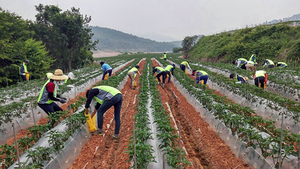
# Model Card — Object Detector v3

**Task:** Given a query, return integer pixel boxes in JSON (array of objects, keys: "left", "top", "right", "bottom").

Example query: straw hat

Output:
[{"left": 49, "top": 69, "right": 68, "bottom": 80}]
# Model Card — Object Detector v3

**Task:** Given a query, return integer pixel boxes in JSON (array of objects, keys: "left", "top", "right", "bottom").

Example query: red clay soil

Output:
[
  {"left": 70, "top": 60, "right": 146, "bottom": 169},
  {"left": 152, "top": 60, "right": 249, "bottom": 169},
  {"left": 2, "top": 61, "right": 133, "bottom": 157}
]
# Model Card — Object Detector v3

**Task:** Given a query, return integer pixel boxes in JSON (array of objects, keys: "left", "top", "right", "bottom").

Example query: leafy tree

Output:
[
  {"left": 172, "top": 47, "right": 181, "bottom": 53},
  {"left": 31, "top": 4, "right": 98, "bottom": 72},
  {"left": 181, "top": 35, "right": 198, "bottom": 59}
]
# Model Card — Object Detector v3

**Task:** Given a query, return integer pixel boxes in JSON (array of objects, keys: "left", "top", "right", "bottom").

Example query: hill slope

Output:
[
  {"left": 91, "top": 26, "right": 179, "bottom": 52},
  {"left": 189, "top": 21, "right": 300, "bottom": 64}
]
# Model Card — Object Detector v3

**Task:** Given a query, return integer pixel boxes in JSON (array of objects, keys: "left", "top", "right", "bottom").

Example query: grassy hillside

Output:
[
  {"left": 91, "top": 26, "right": 177, "bottom": 52},
  {"left": 189, "top": 21, "right": 300, "bottom": 65}
]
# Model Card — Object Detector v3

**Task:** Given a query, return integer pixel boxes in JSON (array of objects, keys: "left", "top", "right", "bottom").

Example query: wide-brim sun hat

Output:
[{"left": 49, "top": 69, "right": 68, "bottom": 80}]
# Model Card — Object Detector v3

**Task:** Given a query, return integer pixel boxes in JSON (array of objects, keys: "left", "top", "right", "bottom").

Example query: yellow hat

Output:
[{"left": 49, "top": 69, "right": 68, "bottom": 80}]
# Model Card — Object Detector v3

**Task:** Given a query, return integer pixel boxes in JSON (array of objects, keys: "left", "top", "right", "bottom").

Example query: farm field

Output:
[{"left": 1, "top": 53, "right": 299, "bottom": 169}]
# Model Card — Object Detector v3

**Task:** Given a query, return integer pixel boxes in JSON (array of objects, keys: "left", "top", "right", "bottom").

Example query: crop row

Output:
[
  {"left": 6, "top": 57, "right": 142, "bottom": 168},
  {"left": 159, "top": 58, "right": 300, "bottom": 168}
]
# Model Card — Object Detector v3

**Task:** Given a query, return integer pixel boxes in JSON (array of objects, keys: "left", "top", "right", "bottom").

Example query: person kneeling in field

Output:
[
  {"left": 37, "top": 69, "right": 68, "bottom": 127},
  {"left": 229, "top": 73, "right": 248, "bottom": 83},
  {"left": 127, "top": 65, "right": 141, "bottom": 90},
  {"left": 85, "top": 85, "right": 123, "bottom": 141},
  {"left": 192, "top": 70, "right": 209, "bottom": 90},
  {"left": 253, "top": 70, "right": 268, "bottom": 89}
]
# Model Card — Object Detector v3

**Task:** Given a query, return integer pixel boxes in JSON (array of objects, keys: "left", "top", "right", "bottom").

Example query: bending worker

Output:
[
  {"left": 85, "top": 85, "right": 123, "bottom": 141},
  {"left": 153, "top": 66, "right": 166, "bottom": 87},
  {"left": 263, "top": 59, "right": 275, "bottom": 68},
  {"left": 37, "top": 69, "right": 68, "bottom": 126},
  {"left": 229, "top": 73, "right": 248, "bottom": 83},
  {"left": 20, "top": 60, "right": 29, "bottom": 81},
  {"left": 233, "top": 58, "right": 248, "bottom": 68},
  {"left": 179, "top": 61, "right": 191, "bottom": 73},
  {"left": 192, "top": 70, "right": 209, "bottom": 90},
  {"left": 164, "top": 64, "right": 175, "bottom": 83},
  {"left": 275, "top": 62, "right": 287, "bottom": 68},
  {"left": 100, "top": 61, "right": 113, "bottom": 80},
  {"left": 127, "top": 65, "right": 141, "bottom": 90},
  {"left": 253, "top": 70, "right": 267, "bottom": 89}
]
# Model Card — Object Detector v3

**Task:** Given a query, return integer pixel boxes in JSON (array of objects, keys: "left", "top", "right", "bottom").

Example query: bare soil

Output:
[
  {"left": 70, "top": 60, "right": 146, "bottom": 169},
  {"left": 152, "top": 60, "right": 249, "bottom": 169}
]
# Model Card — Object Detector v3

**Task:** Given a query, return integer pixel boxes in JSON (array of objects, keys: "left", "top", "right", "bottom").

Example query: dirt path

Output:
[
  {"left": 70, "top": 60, "right": 145, "bottom": 169},
  {"left": 152, "top": 60, "right": 249, "bottom": 169}
]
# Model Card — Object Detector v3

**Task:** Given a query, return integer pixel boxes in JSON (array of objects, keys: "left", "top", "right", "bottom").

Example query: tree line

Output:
[{"left": 0, "top": 4, "right": 98, "bottom": 87}]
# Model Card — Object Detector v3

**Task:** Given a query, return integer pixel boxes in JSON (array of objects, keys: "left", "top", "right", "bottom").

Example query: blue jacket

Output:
[{"left": 102, "top": 63, "right": 112, "bottom": 72}]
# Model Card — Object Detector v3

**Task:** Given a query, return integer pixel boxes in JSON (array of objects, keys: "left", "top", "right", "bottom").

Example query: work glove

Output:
[{"left": 59, "top": 99, "right": 66, "bottom": 104}]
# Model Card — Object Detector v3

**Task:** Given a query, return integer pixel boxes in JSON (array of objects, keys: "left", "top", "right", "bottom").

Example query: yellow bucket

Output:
[
  {"left": 200, "top": 80, "right": 204, "bottom": 84},
  {"left": 185, "top": 70, "right": 188, "bottom": 74},
  {"left": 26, "top": 73, "right": 30, "bottom": 81},
  {"left": 85, "top": 113, "right": 97, "bottom": 132},
  {"left": 104, "top": 74, "right": 108, "bottom": 80},
  {"left": 134, "top": 81, "right": 137, "bottom": 87},
  {"left": 167, "top": 74, "right": 169, "bottom": 78}
]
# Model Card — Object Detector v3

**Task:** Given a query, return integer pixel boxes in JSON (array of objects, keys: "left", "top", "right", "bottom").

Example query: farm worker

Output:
[
  {"left": 244, "top": 61, "right": 256, "bottom": 72},
  {"left": 164, "top": 64, "right": 175, "bottom": 83},
  {"left": 192, "top": 70, "right": 209, "bottom": 90},
  {"left": 229, "top": 73, "right": 248, "bottom": 83},
  {"left": 64, "top": 72, "right": 75, "bottom": 84},
  {"left": 20, "top": 60, "right": 29, "bottom": 81},
  {"left": 263, "top": 59, "right": 275, "bottom": 68},
  {"left": 127, "top": 65, "right": 141, "bottom": 90},
  {"left": 153, "top": 66, "right": 166, "bottom": 87},
  {"left": 179, "top": 61, "right": 191, "bottom": 73},
  {"left": 100, "top": 61, "right": 112, "bottom": 80},
  {"left": 249, "top": 51, "right": 259, "bottom": 65},
  {"left": 232, "top": 58, "right": 248, "bottom": 68},
  {"left": 275, "top": 62, "right": 287, "bottom": 68},
  {"left": 253, "top": 70, "right": 267, "bottom": 89},
  {"left": 85, "top": 86, "right": 123, "bottom": 141},
  {"left": 37, "top": 69, "right": 68, "bottom": 126},
  {"left": 163, "top": 52, "right": 167, "bottom": 60},
  {"left": 44, "top": 72, "right": 53, "bottom": 81}
]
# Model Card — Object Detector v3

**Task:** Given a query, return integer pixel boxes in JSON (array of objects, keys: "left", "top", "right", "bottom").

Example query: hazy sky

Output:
[{"left": 1, "top": 0, "right": 300, "bottom": 42}]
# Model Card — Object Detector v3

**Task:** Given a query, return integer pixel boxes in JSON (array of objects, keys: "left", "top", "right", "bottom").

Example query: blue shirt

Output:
[{"left": 102, "top": 63, "right": 112, "bottom": 72}]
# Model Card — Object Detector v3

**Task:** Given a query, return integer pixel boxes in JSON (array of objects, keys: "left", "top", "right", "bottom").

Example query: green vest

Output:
[
  {"left": 164, "top": 54, "right": 167, "bottom": 58},
  {"left": 234, "top": 75, "right": 239, "bottom": 82},
  {"left": 247, "top": 61, "right": 255, "bottom": 65},
  {"left": 266, "top": 59, "right": 274, "bottom": 65},
  {"left": 277, "top": 62, "right": 287, "bottom": 67},
  {"left": 92, "top": 86, "right": 121, "bottom": 104},
  {"left": 238, "top": 58, "right": 248, "bottom": 62},
  {"left": 255, "top": 70, "right": 266, "bottom": 78},
  {"left": 129, "top": 67, "right": 138, "bottom": 78},
  {"left": 164, "top": 65, "right": 173, "bottom": 71},
  {"left": 155, "top": 67, "right": 165, "bottom": 73},
  {"left": 196, "top": 70, "right": 208, "bottom": 76},
  {"left": 20, "top": 62, "right": 28, "bottom": 75},
  {"left": 249, "top": 54, "right": 256, "bottom": 63},
  {"left": 37, "top": 80, "right": 57, "bottom": 104},
  {"left": 181, "top": 61, "right": 188, "bottom": 66}
]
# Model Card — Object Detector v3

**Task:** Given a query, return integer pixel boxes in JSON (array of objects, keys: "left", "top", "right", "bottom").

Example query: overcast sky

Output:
[{"left": 1, "top": 0, "right": 300, "bottom": 42}]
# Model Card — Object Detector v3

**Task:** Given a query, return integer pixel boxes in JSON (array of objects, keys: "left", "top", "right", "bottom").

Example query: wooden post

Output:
[
  {"left": 31, "top": 101, "right": 36, "bottom": 125},
  {"left": 179, "top": 122, "right": 182, "bottom": 169},
  {"left": 133, "top": 123, "right": 137, "bottom": 169},
  {"left": 12, "top": 123, "right": 21, "bottom": 169}
]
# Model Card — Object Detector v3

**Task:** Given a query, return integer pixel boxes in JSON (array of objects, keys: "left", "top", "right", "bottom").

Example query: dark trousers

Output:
[
  {"left": 255, "top": 77, "right": 265, "bottom": 89},
  {"left": 165, "top": 71, "right": 171, "bottom": 82},
  {"left": 38, "top": 102, "right": 63, "bottom": 115},
  {"left": 97, "top": 93, "right": 123, "bottom": 135},
  {"left": 21, "top": 75, "right": 26, "bottom": 81},
  {"left": 180, "top": 64, "right": 186, "bottom": 72},
  {"left": 102, "top": 69, "right": 112, "bottom": 80},
  {"left": 156, "top": 72, "right": 166, "bottom": 84}
]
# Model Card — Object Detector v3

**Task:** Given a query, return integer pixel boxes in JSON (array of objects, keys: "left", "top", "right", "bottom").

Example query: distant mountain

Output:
[
  {"left": 265, "top": 14, "right": 300, "bottom": 25},
  {"left": 91, "top": 26, "right": 177, "bottom": 52},
  {"left": 137, "top": 32, "right": 179, "bottom": 42}
]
